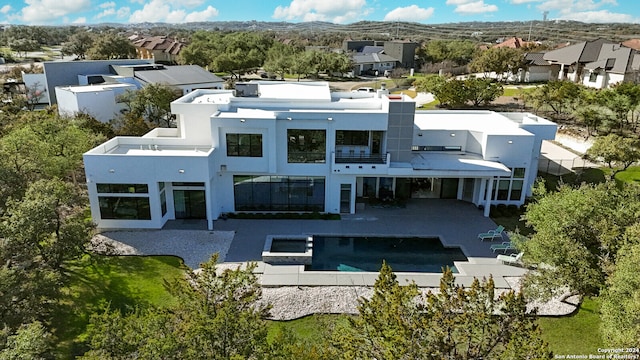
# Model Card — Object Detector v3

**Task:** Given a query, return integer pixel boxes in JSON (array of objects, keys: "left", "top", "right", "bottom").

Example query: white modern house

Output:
[{"left": 84, "top": 81, "right": 557, "bottom": 230}]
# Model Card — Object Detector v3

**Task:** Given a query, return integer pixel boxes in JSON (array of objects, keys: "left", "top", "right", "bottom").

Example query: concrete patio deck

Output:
[{"left": 214, "top": 199, "right": 527, "bottom": 288}]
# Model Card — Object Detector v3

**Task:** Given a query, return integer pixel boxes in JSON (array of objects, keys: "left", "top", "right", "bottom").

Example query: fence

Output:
[{"left": 538, "top": 158, "right": 597, "bottom": 176}]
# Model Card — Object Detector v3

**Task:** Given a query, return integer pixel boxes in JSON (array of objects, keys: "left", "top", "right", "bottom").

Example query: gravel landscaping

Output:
[{"left": 90, "top": 230, "right": 235, "bottom": 269}]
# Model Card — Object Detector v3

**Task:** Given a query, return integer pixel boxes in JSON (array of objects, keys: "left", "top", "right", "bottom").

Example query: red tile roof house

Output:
[{"left": 133, "top": 36, "right": 186, "bottom": 64}]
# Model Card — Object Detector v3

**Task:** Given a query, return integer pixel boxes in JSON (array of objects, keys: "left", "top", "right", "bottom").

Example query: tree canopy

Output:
[
  {"left": 585, "top": 134, "right": 640, "bottom": 179},
  {"left": 87, "top": 33, "right": 136, "bottom": 60},
  {"left": 333, "top": 262, "right": 551, "bottom": 359},
  {"left": 518, "top": 182, "right": 640, "bottom": 300},
  {"left": 468, "top": 47, "right": 524, "bottom": 81}
]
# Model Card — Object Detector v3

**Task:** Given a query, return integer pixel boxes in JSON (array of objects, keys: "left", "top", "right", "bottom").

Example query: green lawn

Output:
[
  {"left": 614, "top": 166, "right": 640, "bottom": 183},
  {"left": 502, "top": 87, "right": 536, "bottom": 97},
  {"left": 539, "top": 297, "right": 604, "bottom": 355},
  {"left": 54, "top": 255, "right": 187, "bottom": 358}
]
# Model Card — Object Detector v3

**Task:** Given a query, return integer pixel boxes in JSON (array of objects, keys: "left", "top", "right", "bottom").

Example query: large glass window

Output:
[
  {"left": 234, "top": 175, "right": 325, "bottom": 211},
  {"left": 510, "top": 180, "right": 523, "bottom": 201},
  {"left": 99, "top": 197, "right": 151, "bottom": 220},
  {"left": 287, "top": 129, "right": 326, "bottom": 163},
  {"left": 226, "top": 133, "right": 262, "bottom": 157},
  {"left": 336, "top": 131, "right": 368, "bottom": 146},
  {"left": 97, "top": 183, "right": 148, "bottom": 193}
]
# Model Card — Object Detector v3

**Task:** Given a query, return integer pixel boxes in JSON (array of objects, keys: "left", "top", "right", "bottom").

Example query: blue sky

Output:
[{"left": 1, "top": 0, "right": 638, "bottom": 26}]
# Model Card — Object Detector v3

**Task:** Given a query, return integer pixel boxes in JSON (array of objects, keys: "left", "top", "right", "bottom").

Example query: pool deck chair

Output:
[
  {"left": 490, "top": 241, "right": 516, "bottom": 253},
  {"left": 478, "top": 225, "right": 505, "bottom": 241},
  {"left": 497, "top": 252, "right": 524, "bottom": 266}
]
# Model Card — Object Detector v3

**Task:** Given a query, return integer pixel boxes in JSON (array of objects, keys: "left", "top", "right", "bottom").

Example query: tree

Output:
[
  {"left": 419, "top": 39, "right": 477, "bottom": 66},
  {"left": 464, "top": 77, "right": 503, "bottom": 106},
  {"left": 469, "top": 47, "right": 524, "bottom": 81},
  {"left": 0, "top": 321, "right": 53, "bottom": 360},
  {"left": 122, "top": 84, "right": 182, "bottom": 127},
  {"left": 8, "top": 38, "right": 39, "bottom": 58},
  {"left": 519, "top": 182, "right": 640, "bottom": 300},
  {"left": 575, "top": 106, "right": 607, "bottom": 137},
  {"left": 333, "top": 262, "right": 551, "bottom": 359},
  {"left": 527, "top": 81, "right": 583, "bottom": 116},
  {"left": 263, "top": 42, "right": 299, "bottom": 79},
  {"left": 81, "top": 254, "right": 272, "bottom": 359},
  {"left": 61, "top": 32, "right": 94, "bottom": 60},
  {"left": 600, "top": 243, "right": 640, "bottom": 347},
  {"left": 87, "top": 33, "right": 135, "bottom": 60},
  {"left": 585, "top": 134, "right": 640, "bottom": 180},
  {"left": 0, "top": 179, "right": 92, "bottom": 331},
  {"left": 180, "top": 32, "right": 273, "bottom": 78}
]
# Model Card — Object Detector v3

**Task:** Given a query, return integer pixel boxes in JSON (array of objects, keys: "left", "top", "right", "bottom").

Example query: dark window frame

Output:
[{"left": 226, "top": 133, "right": 263, "bottom": 157}]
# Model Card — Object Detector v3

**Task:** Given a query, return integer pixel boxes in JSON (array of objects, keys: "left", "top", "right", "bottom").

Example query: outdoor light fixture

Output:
[
  {"left": 508, "top": 140, "right": 513, "bottom": 144},
  {"left": 327, "top": 117, "right": 333, "bottom": 121},
  {"left": 418, "top": 133, "right": 423, "bottom": 136},
  {"left": 240, "top": 119, "right": 246, "bottom": 123},
  {"left": 178, "top": 169, "right": 185, "bottom": 173},
  {"left": 109, "top": 169, "right": 115, "bottom": 173},
  {"left": 287, "top": 117, "right": 292, "bottom": 121},
  {"left": 450, "top": 133, "right": 456, "bottom": 137}
]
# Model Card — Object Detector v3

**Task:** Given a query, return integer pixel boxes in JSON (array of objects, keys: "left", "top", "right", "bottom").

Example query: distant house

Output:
[
  {"left": 582, "top": 44, "right": 640, "bottom": 89},
  {"left": 53, "top": 61, "right": 224, "bottom": 122},
  {"left": 493, "top": 37, "right": 533, "bottom": 49},
  {"left": 622, "top": 39, "right": 640, "bottom": 51},
  {"left": 543, "top": 38, "right": 640, "bottom": 89},
  {"left": 343, "top": 39, "right": 419, "bottom": 76},
  {"left": 518, "top": 52, "right": 559, "bottom": 83},
  {"left": 132, "top": 36, "right": 186, "bottom": 64}
]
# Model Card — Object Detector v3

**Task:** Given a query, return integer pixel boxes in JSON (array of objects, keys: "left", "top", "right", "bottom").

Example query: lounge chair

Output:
[
  {"left": 478, "top": 225, "right": 505, "bottom": 241},
  {"left": 497, "top": 252, "right": 524, "bottom": 265},
  {"left": 490, "top": 241, "right": 516, "bottom": 253}
]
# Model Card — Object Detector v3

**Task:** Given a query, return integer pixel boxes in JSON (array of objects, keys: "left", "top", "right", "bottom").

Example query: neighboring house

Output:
[
  {"left": 43, "top": 59, "right": 153, "bottom": 105},
  {"left": 54, "top": 62, "right": 224, "bottom": 122},
  {"left": 582, "top": 44, "right": 640, "bottom": 89},
  {"left": 83, "top": 81, "right": 556, "bottom": 230},
  {"left": 128, "top": 64, "right": 224, "bottom": 94},
  {"left": 344, "top": 39, "right": 419, "bottom": 74},
  {"left": 543, "top": 38, "right": 615, "bottom": 84},
  {"left": 351, "top": 53, "right": 398, "bottom": 76},
  {"left": 516, "top": 52, "right": 560, "bottom": 83},
  {"left": 132, "top": 36, "right": 185, "bottom": 64},
  {"left": 55, "top": 83, "right": 137, "bottom": 122}
]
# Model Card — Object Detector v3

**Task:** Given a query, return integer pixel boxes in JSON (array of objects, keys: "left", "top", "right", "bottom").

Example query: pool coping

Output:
[{"left": 255, "top": 233, "right": 528, "bottom": 288}]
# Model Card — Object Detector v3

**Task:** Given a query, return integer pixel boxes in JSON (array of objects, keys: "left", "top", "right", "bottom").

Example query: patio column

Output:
[
  {"left": 559, "top": 64, "right": 565, "bottom": 80},
  {"left": 456, "top": 178, "right": 464, "bottom": 200},
  {"left": 484, "top": 177, "right": 493, "bottom": 217}
]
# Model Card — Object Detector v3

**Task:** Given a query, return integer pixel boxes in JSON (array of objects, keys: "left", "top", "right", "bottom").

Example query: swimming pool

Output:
[{"left": 308, "top": 236, "right": 467, "bottom": 273}]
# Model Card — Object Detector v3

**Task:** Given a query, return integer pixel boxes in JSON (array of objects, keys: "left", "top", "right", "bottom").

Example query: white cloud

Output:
[
  {"left": 99, "top": 1, "right": 115, "bottom": 8},
  {"left": 95, "top": 8, "right": 115, "bottom": 19},
  {"left": 557, "top": 9, "right": 638, "bottom": 23},
  {"left": 72, "top": 16, "right": 86, "bottom": 23},
  {"left": 538, "top": 0, "right": 616, "bottom": 13},
  {"left": 273, "top": 0, "right": 367, "bottom": 23},
  {"left": 383, "top": 5, "right": 434, "bottom": 22},
  {"left": 19, "top": 0, "right": 91, "bottom": 23},
  {"left": 509, "top": 0, "right": 542, "bottom": 4},
  {"left": 117, "top": 7, "right": 130, "bottom": 18},
  {"left": 452, "top": 1, "right": 498, "bottom": 14},
  {"left": 184, "top": 6, "right": 219, "bottom": 22},
  {"left": 128, "top": 0, "right": 218, "bottom": 23},
  {"left": 0, "top": 5, "right": 11, "bottom": 14}
]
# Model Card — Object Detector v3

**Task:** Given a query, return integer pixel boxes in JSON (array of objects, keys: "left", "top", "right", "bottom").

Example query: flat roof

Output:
[
  {"left": 57, "top": 83, "right": 136, "bottom": 93},
  {"left": 414, "top": 111, "right": 532, "bottom": 136}
]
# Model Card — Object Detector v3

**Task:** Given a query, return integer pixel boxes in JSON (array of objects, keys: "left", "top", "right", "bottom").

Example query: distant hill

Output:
[{"left": 95, "top": 20, "right": 640, "bottom": 44}]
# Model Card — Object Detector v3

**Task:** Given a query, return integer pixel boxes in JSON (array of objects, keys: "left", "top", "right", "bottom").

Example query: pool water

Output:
[{"left": 308, "top": 236, "right": 467, "bottom": 273}]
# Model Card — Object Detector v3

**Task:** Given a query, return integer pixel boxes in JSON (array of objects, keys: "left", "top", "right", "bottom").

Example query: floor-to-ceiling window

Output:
[
  {"left": 172, "top": 182, "right": 206, "bottom": 219},
  {"left": 234, "top": 175, "right": 325, "bottom": 211}
]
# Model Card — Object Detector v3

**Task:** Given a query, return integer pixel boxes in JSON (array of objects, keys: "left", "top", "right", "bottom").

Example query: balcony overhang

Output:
[{"left": 410, "top": 152, "right": 511, "bottom": 177}]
